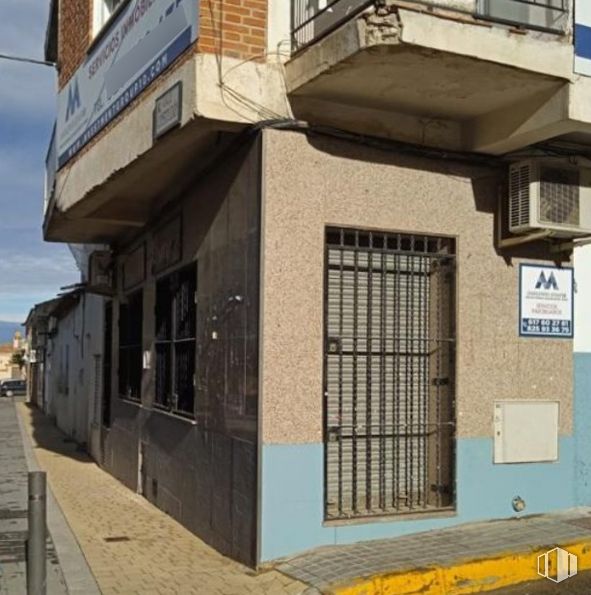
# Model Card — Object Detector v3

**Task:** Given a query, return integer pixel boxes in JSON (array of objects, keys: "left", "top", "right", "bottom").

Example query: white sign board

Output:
[
  {"left": 519, "top": 264, "right": 573, "bottom": 338},
  {"left": 57, "top": 0, "right": 198, "bottom": 169}
]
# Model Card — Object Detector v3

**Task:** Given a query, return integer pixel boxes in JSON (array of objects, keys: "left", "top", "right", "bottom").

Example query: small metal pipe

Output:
[
  {"left": 550, "top": 235, "right": 591, "bottom": 253},
  {"left": 27, "top": 471, "right": 47, "bottom": 595}
]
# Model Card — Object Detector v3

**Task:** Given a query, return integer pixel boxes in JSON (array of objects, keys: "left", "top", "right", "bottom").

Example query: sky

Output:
[{"left": 0, "top": 0, "right": 79, "bottom": 323}]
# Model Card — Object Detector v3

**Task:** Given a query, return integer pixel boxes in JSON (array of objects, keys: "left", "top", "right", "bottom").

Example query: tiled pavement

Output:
[
  {"left": 16, "top": 402, "right": 306, "bottom": 595},
  {"left": 0, "top": 397, "right": 67, "bottom": 595},
  {"left": 12, "top": 396, "right": 591, "bottom": 595},
  {"left": 277, "top": 510, "right": 591, "bottom": 592}
]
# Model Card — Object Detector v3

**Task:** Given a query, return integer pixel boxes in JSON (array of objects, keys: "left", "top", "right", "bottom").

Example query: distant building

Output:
[
  {"left": 0, "top": 332, "right": 27, "bottom": 381},
  {"left": 25, "top": 254, "right": 104, "bottom": 456},
  {"left": 0, "top": 343, "right": 16, "bottom": 380},
  {"left": 25, "top": 299, "right": 59, "bottom": 409}
]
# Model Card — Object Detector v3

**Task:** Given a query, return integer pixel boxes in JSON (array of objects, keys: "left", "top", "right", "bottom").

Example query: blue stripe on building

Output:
[
  {"left": 576, "top": 24, "right": 591, "bottom": 60},
  {"left": 259, "top": 354, "right": 591, "bottom": 562},
  {"left": 260, "top": 437, "right": 576, "bottom": 562},
  {"left": 575, "top": 352, "right": 591, "bottom": 505}
]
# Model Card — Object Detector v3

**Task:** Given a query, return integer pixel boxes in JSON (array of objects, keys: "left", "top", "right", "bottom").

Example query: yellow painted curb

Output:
[{"left": 330, "top": 539, "right": 591, "bottom": 595}]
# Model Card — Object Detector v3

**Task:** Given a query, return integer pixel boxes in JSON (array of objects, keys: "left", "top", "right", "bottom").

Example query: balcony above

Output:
[
  {"left": 43, "top": 0, "right": 288, "bottom": 244},
  {"left": 286, "top": 0, "right": 575, "bottom": 154},
  {"left": 44, "top": 52, "right": 288, "bottom": 244}
]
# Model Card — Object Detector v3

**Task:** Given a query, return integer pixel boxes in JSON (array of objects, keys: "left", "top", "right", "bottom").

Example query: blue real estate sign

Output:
[
  {"left": 519, "top": 264, "right": 574, "bottom": 338},
  {"left": 56, "top": 0, "right": 198, "bottom": 169}
]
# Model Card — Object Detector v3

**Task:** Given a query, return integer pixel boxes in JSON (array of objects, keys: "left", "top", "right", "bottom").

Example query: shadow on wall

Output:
[{"left": 304, "top": 131, "right": 570, "bottom": 265}]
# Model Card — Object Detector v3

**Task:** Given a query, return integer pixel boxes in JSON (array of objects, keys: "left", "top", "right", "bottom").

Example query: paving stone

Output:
[
  {"left": 278, "top": 509, "right": 591, "bottom": 591},
  {"left": 0, "top": 398, "right": 67, "bottom": 595},
  {"left": 15, "top": 402, "right": 307, "bottom": 595}
]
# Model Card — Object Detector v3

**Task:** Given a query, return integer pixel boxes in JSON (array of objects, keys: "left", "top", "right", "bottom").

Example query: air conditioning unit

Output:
[{"left": 508, "top": 160, "right": 591, "bottom": 237}]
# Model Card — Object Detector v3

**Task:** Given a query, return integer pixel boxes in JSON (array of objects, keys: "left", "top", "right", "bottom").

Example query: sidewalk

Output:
[
  {"left": 15, "top": 402, "right": 305, "bottom": 595},
  {"left": 13, "top": 398, "right": 591, "bottom": 595},
  {"left": 0, "top": 398, "right": 67, "bottom": 594},
  {"left": 278, "top": 510, "right": 591, "bottom": 594}
]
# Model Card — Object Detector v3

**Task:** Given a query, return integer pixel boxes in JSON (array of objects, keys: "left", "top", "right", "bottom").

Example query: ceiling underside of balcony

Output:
[
  {"left": 45, "top": 120, "right": 238, "bottom": 244},
  {"left": 289, "top": 45, "right": 564, "bottom": 122},
  {"left": 286, "top": 5, "right": 573, "bottom": 153}
]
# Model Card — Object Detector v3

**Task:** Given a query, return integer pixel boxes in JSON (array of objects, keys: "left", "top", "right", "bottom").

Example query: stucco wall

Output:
[
  {"left": 260, "top": 128, "right": 573, "bottom": 445},
  {"left": 257, "top": 127, "right": 577, "bottom": 562}
]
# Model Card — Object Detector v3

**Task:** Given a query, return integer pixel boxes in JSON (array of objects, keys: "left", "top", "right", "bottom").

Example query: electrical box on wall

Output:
[{"left": 494, "top": 401, "right": 559, "bottom": 464}]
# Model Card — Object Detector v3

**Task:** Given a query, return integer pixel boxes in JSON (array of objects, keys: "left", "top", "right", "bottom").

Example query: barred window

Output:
[
  {"left": 324, "top": 228, "right": 456, "bottom": 520},
  {"left": 155, "top": 263, "right": 197, "bottom": 417},
  {"left": 118, "top": 290, "right": 143, "bottom": 402}
]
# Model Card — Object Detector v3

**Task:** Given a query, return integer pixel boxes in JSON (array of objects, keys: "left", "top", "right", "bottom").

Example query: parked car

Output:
[{"left": 0, "top": 379, "right": 26, "bottom": 397}]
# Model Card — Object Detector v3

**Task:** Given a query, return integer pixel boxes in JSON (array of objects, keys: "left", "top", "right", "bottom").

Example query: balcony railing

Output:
[
  {"left": 292, "top": 0, "right": 570, "bottom": 51},
  {"left": 292, "top": 0, "right": 372, "bottom": 50}
]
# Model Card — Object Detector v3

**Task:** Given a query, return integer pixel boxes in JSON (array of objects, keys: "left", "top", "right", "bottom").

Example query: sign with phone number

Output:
[
  {"left": 521, "top": 318, "right": 572, "bottom": 336},
  {"left": 519, "top": 265, "right": 574, "bottom": 339}
]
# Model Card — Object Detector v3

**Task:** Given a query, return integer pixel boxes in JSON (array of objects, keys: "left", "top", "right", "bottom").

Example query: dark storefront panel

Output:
[{"left": 103, "top": 138, "right": 261, "bottom": 566}]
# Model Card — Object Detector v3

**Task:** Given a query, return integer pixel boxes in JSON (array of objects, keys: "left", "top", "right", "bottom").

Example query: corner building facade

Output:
[{"left": 44, "top": 0, "right": 591, "bottom": 566}]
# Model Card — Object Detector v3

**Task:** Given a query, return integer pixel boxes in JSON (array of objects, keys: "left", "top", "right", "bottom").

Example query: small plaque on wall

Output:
[
  {"left": 152, "top": 216, "right": 182, "bottom": 274},
  {"left": 153, "top": 82, "right": 182, "bottom": 140},
  {"left": 123, "top": 244, "right": 146, "bottom": 290}
]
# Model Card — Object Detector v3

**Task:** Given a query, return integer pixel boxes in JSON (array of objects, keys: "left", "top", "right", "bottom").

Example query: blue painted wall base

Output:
[
  {"left": 259, "top": 352, "right": 591, "bottom": 562},
  {"left": 575, "top": 353, "right": 591, "bottom": 505},
  {"left": 260, "top": 437, "right": 576, "bottom": 562}
]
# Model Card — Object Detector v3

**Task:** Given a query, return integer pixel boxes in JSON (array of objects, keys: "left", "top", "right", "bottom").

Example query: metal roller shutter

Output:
[{"left": 324, "top": 228, "right": 456, "bottom": 520}]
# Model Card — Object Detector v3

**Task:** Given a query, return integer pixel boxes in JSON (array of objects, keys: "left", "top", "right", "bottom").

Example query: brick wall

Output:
[
  {"left": 57, "top": 1, "right": 92, "bottom": 90},
  {"left": 198, "top": 0, "right": 267, "bottom": 61}
]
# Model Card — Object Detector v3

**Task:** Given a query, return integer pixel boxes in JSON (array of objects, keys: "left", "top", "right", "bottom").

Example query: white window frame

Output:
[{"left": 92, "top": 0, "right": 126, "bottom": 38}]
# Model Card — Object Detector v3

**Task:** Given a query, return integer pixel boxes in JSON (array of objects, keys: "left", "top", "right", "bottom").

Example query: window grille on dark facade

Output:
[
  {"left": 324, "top": 228, "right": 456, "bottom": 521},
  {"left": 155, "top": 263, "right": 197, "bottom": 417},
  {"left": 118, "top": 290, "right": 143, "bottom": 401}
]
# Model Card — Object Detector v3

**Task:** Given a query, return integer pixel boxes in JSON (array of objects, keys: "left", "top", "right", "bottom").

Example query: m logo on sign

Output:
[
  {"left": 535, "top": 271, "right": 559, "bottom": 291},
  {"left": 66, "top": 79, "right": 81, "bottom": 122},
  {"left": 538, "top": 547, "right": 577, "bottom": 583}
]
